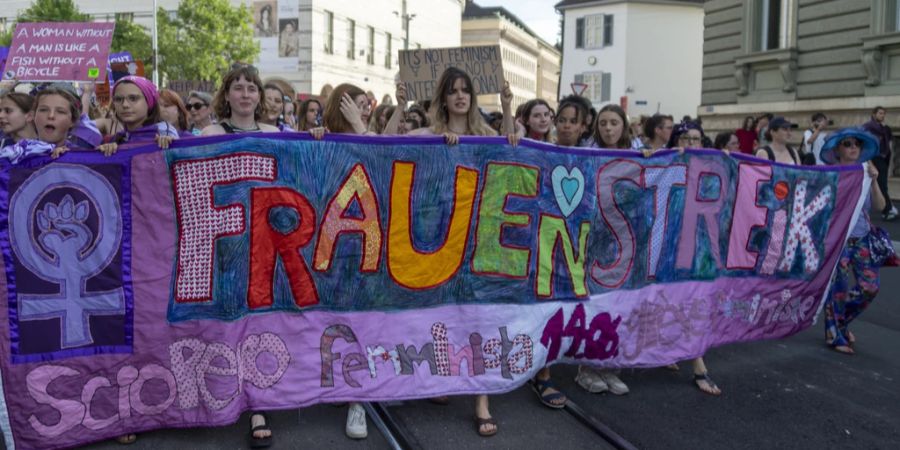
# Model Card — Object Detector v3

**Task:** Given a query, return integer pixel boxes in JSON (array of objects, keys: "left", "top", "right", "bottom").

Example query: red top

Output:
[{"left": 735, "top": 129, "right": 757, "bottom": 154}]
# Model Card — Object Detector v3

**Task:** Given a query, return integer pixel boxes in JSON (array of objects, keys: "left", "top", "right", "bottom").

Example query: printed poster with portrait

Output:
[{"left": 254, "top": 0, "right": 300, "bottom": 73}]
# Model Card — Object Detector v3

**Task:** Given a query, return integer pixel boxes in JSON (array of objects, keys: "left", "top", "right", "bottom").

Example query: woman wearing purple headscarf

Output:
[{"left": 95, "top": 76, "right": 178, "bottom": 156}]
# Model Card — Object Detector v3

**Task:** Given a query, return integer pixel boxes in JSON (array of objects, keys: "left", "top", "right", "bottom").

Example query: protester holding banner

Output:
[
  {"left": 553, "top": 96, "right": 588, "bottom": 148},
  {"left": 186, "top": 90, "right": 214, "bottom": 135},
  {"left": 95, "top": 76, "right": 178, "bottom": 156},
  {"left": 520, "top": 98, "right": 555, "bottom": 142},
  {"left": 262, "top": 82, "right": 293, "bottom": 131},
  {"left": 0, "top": 85, "right": 81, "bottom": 162},
  {"left": 319, "top": 83, "right": 374, "bottom": 138},
  {"left": 201, "top": 64, "right": 279, "bottom": 136},
  {"left": 297, "top": 98, "right": 322, "bottom": 131},
  {"left": 0, "top": 92, "right": 36, "bottom": 148},
  {"left": 820, "top": 128, "right": 888, "bottom": 355},
  {"left": 158, "top": 88, "right": 190, "bottom": 134},
  {"left": 714, "top": 130, "right": 740, "bottom": 153}
]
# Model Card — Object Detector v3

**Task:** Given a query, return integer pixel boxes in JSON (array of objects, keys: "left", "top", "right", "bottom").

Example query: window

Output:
[
  {"left": 754, "top": 0, "right": 787, "bottom": 51},
  {"left": 385, "top": 32, "right": 392, "bottom": 68},
  {"left": 887, "top": 0, "right": 900, "bottom": 31},
  {"left": 347, "top": 19, "right": 356, "bottom": 59},
  {"left": 576, "top": 72, "right": 611, "bottom": 103},
  {"left": 324, "top": 11, "right": 334, "bottom": 54},
  {"left": 367, "top": 26, "right": 375, "bottom": 65},
  {"left": 115, "top": 12, "right": 134, "bottom": 22},
  {"left": 0, "top": 18, "right": 6, "bottom": 34},
  {"left": 576, "top": 14, "right": 612, "bottom": 49}
]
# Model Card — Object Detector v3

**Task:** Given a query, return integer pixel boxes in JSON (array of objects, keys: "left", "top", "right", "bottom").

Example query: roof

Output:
[
  {"left": 555, "top": 0, "right": 704, "bottom": 10},
  {"left": 463, "top": 1, "right": 547, "bottom": 44}
]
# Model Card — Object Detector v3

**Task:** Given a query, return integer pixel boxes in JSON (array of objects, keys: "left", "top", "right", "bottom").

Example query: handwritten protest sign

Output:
[
  {"left": 399, "top": 45, "right": 504, "bottom": 101},
  {"left": 0, "top": 135, "right": 865, "bottom": 449},
  {"left": 4, "top": 22, "right": 115, "bottom": 82}
]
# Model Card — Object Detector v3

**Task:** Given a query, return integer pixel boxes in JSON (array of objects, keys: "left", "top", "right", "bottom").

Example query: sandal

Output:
[
  {"left": 831, "top": 345, "right": 854, "bottom": 355},
  {"left": 115, "top": 434, "right": 137, "bottom": 445},
  {"left": 474, "top": 415, "right": 498, "bottom": 437},
  {"left": 530, "top": 377, "right": 567, "bottom": 409},
  {"left": 249, "top": 411, "right": 273, "bottom": 448},
  {"left": 693, "top": 373, "right": 721, "bottom": 396}
]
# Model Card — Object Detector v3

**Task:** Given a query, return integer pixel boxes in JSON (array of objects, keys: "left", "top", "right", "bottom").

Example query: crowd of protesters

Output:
[{"left": 0, "top": 63, "right": 896, "bottom": 447}]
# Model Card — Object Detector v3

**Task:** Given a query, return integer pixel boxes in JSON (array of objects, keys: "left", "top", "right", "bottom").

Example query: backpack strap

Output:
[{"left": 763, "top": 145, "right": 775, "bottom": 162}]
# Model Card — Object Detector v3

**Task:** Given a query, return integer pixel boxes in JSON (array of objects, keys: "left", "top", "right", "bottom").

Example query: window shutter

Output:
[
  {"left": 576, "top": 18, "right": 584, "bottom": 48},
  {"left": 603, "top": 15, "right": 614, "bottom": 46},
  {"left": 601, "top": 72, "right": 611, "bottom": 102}
]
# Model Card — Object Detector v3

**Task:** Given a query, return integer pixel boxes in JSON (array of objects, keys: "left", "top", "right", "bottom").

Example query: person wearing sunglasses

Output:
[
  {"left": 819, "top": 127, "right": 888, "bottom": 355},
  {"left": 186, "top": 91, "right": 214, "bottom": 135},
  {"left": 201, "top": 64, "right": 279, "bottom": 136}
]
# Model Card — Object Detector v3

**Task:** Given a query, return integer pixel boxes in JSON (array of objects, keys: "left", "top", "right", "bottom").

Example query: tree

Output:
[
  {"left": 157, "top": 0, "right": 259, "bottom": 82},
  {"left": 110, "top": 19, "right": 153, "bottom": 68},
  {"left": 0, "top": 0, "right": 91, "bottom": 45}
]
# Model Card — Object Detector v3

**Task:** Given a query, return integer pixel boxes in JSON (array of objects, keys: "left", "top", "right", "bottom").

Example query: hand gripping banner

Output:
[{"left": 0, "top": 135, "right": 866, "bottom": 448}]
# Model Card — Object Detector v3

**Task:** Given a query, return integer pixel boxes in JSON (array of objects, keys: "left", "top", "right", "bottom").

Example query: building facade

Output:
[
  {"left": 1, "top": 0, "right": 464, "bottom": 102},
  {"left": 555, "top": 0, "right": 704, "bottom": 119},
  {"left": 700, "top": 0, "right": 900, "bottom": 137},
  {"left": 461, "top": 1, "right": 562, "bottom": 112}
]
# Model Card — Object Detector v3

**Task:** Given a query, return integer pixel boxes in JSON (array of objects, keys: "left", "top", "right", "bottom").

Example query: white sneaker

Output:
[
  {"left": 345, "top": 403, "right": 367, "bottom": 439},
  {"left": 599, "top": 371, "right": 629, "bottom": 395},
  {"left": 575, "top": 366, "right": 609, "bottom": 393}
]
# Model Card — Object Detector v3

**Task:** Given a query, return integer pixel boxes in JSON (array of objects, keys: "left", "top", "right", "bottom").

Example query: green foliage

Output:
[
  {"left": 157, "top": 0, "right": 259, "bottom": 82},
  {"left": 110, "top": 19, "right": 153, "bottom": 70},
  {"left": 0, "top": 0, "right": 91, "bottom": 46}
]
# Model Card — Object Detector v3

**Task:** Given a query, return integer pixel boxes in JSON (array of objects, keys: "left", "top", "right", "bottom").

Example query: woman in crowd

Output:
[
  {"left": 407, "top": 104, "right": 428, "bottom": 129},
  {"left": 186, "top": 90, "right": 214, "bottom": 135},
  {"left": 95, "top": 76, "right": 178, "bottom": 156},
  {"left": 640, "top": 113, "right": 673, "bottom": 154},
  {"left": 734, "top": 115, "right": 757, "bottom": 154},
  {"left": 262, "top": 82, "right": 292, "bottom": 131},
  {"left": 407, "top": 67, "right": 515, "bottom": 436},
  {"left": 554, "top": 96, "right": 588, "bottom": 148},
  {"left": 368, "top": 103, "right": 395, "bottom": 134},
  {"left": 199, "top": 64, "right": 280, "bottom": 448},
  {"left": 520, "top": 98, "right": 554, "bottom": 142},
  {"left": 574, "top": 104, "right": 634, "bottom": 397},
  {"left": 202, "top": 65, "right": 280, "bottom": 136},
  {"left": 158, "top": 88, "right": 190, "bottom": 134},
  {"left": 714, "top": 130, "right": 740, "bottom": 153},
  {"left": 312, "top": 81, "right": 376, "bottom": 440},
  {"left": 297, "top": 98, "right": 322, "bottom": 131},
  {"left": 756, "top": 113, "right": 773, "bottom": 148},
  {"left": 660, "top": 121, "right": 723, "bottom": 396},
  {"left": 755, "top": 117, "right": 800, "bottom": 164},
  {"left": 820, "top": 128, "right": 886, "bottom": 355},
  {"left": 0, "top": 87, "right": 78, "bottom": 162},
  {"left": 0, "top": 92, "right": 36, "bottom": 148},
  {"left": 284, "top": 99, "right": 298, "bottom": 129}
]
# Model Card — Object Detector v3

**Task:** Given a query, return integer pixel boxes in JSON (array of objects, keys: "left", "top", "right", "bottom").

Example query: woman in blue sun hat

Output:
[{"left": 820, "top": 127, "right": 895, "bottom": 355}]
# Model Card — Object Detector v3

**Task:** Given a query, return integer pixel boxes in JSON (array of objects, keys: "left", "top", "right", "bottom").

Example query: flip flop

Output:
[
  {"left": 693, "top": 373, "right": 721, "bottom": 396},
  {"left": 831, "top": 345, "right": 854, "bottom": 355},
  {"left": 530, "top": 377, "right": 567, "bottom": 409},
  {"left": 249, "top": 411, "right": 273, "bottom": 448},
  {"left": 474, "top": 416, "right": 498, "bottom": 437}
]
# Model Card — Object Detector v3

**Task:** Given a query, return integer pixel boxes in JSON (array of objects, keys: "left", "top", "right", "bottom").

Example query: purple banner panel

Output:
[
  {"left": 4, "top": 22, "right": 115, "bottom": 82},
  {"left": 0, "top": 135, "right": 866, "bottom": 449}
]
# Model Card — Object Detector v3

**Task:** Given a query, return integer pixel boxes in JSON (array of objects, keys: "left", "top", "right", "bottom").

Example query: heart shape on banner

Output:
[{"left": 551, "top": 165, "right": 585, "bottom": 217}]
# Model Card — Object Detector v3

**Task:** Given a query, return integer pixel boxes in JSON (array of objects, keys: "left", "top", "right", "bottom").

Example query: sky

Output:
[{"left": 474, "top": 0, "right": 561, "bottom": 45}]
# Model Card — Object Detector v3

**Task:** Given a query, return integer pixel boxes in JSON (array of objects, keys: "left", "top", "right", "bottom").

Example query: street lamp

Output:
[{"left": 393, "top": 0, "right": 416, "bottom": 50}]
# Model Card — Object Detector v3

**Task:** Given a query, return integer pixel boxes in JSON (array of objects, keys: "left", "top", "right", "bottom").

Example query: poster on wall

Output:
[{"left": 254, "top": 0, "right": 299, "bottom": 73}]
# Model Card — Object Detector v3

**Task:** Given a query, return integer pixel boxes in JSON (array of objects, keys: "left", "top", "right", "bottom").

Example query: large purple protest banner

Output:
[
  {"left": 3, "top": 22, "right": 115, "bottom": 82},
  {"left": 0, "top": 135, "right": 866, "bottom": 449}
]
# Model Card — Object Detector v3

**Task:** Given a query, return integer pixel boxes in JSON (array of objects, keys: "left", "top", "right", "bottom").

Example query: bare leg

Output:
[
  {"left": 474, "top": 395, "right": 496, "bottom": 435},
  {"left": 691, "top": 357, "right": 721, "bottom": 396}
]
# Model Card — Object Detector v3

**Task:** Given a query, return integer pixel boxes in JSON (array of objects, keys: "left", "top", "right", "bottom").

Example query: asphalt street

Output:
[{"left": 75, "top": 216, "right": 900, "bottom": 450}]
